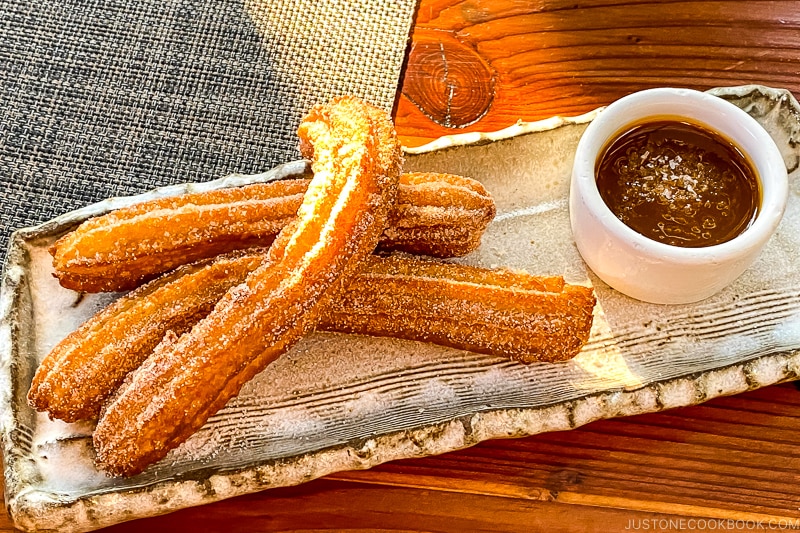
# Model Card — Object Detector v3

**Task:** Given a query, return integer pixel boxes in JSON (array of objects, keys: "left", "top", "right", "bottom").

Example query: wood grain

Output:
[
  {"left": 329, "top": 384, "right": 800, "bottom": 522},
  {"left": 402, "top": 28, "right": 496, "bottom": 128},
  {"left": 397, "top": 0, "right": 800, "bottom": 147}
]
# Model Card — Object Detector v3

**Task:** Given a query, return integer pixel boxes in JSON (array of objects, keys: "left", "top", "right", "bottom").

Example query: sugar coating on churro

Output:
[
  {"left": 92, "top": 96, "right": 402, "bottom": 476},
  {"left": 380, "top": 172, "right": 495, "bottom": 257},
  {"left": 50, "top": 180, "right": 308, "bottom": 292},
  {"left": 29, "top": 247, "right": 592, "bottom": 424},
  {"left": 322, "top": 254, "right": 595, "bottom": 363},
  {"left": 27, "top": 251, "right": 264, "bottom": 422},
  {"left": 50, "top": 172, "right": 494, "bottom": 292}
]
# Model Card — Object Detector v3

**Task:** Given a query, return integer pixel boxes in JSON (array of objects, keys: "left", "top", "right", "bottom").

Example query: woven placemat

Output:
[{"left": 0, "top": 0, "right": 417, "bottom": 258}]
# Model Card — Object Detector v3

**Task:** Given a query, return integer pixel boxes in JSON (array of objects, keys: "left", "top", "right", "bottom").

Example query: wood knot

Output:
[
  {"left": 402, "top": 29, "right": 495, "bottom": 129},
  {"left": 545, "top": 469, "right": 585, "bottom": 492}
]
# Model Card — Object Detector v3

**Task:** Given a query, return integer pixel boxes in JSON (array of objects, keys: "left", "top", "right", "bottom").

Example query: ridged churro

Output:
[
  {"left": 50, "top": 180, "right": 306, "bottom": 292},
  {"left": 27, "top": 251, "right": 263, "bottom": 423},
  {"left": 380, "top": 172, "right": 495, "bottom": 257},
  {"left": 323, "top": 254, "right": 595, "bottom": 363},
  {"left": 52, "top": 172, "right": 494, "bottom": 293},
  {"left": 93, "top": 96, "right": 401, "bottom": 476},
  {"left": 29, "top": 250, "right": 593, "bottom": 423}
]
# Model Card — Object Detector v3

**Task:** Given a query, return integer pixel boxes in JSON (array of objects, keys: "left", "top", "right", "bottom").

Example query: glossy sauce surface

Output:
[{"left": 596, "top": 120, "right": 760, "bottom": 247}]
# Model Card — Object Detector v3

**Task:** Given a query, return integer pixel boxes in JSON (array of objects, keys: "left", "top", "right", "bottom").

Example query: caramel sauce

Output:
[{"left": 596, "top": 120, "right": 760, "bottom": 247}]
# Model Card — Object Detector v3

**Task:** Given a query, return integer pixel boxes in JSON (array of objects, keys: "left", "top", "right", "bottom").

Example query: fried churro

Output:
[
  {"left": 323, "top": 254, "right": 595, "bottom": 363},
  {"left": 29, "top": 249, "right": 593, "bottom": 423},
  {"left": 52, "top": 173, "right": 493, "bottom": 293},
  {"left": 29, "top": 96, "right": 596, "bottom": 482},
  {"left": 380, "top": 172, "right": 495, "bottom": 257},
  {"left": 92, "top": 96, "right": 401, "bottom": 476},
  {"left": 50, "top": 180, "right": 307, "bottom": 292},
  {"left": 27, "top": 251, "right": 263, "bottom": 423}
]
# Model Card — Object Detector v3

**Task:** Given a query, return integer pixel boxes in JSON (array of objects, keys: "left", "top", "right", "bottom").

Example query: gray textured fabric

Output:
[{"left": 0, "top": 0, "right": 416, "bottom": 256}]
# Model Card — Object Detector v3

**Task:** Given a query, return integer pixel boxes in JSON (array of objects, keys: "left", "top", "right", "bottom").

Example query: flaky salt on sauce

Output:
[{"left": 595, "top": 120, "right": 760, "bottom": 247}]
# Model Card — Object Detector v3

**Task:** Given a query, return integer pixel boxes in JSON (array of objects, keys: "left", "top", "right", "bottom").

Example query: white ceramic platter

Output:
[{"left": 2, "top": 85, "right": 800, "bottom": 532}]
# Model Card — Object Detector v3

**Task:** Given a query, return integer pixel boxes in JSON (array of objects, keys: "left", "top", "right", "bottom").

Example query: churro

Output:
[
  {"left": 93, "top": 96, "right": 401, "bottom": 476},
  {"left": 323, "top": 254, "right": 595, "bottom": 363},
  {"left": 380, "top": 172, "right": 495, "bottom": 257},
  {"left": 29, "top": 249, "right": 593, "bottom": 422},
  {"left": 27, "top": 251, "right": 263, "bottom": 423},
  {"left": 51, "top": 173, "right": 494, "bottom": 292},
  {"left": 50, "top": 180, "right": 306, "bottom": 292}
]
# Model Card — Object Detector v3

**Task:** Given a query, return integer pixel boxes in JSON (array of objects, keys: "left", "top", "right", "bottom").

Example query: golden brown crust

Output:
[
  {"left": 379, "top": 172, "right": 495, "bottom": 257},
  {"left": 50, "top": 173, "right": 494, "bottom": 292},
  {"left": 92, "top": 96, "right": 401, "bottom": 476},
  {"left": 29, "top": 249, "right": 592, "bottom": 424},
  {"left": 50, "top": 180, "right": 306, "bottom": 292},
  {"left": 27, "top": 250, "right": 263, "bottom": 422},
  {"left": 321, "top": 254, "right": 594, "bottom": 363}
]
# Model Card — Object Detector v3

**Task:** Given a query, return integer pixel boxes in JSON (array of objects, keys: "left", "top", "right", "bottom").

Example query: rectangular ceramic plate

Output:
[{"left": 3, "top": 85, "right": 800, "bottom": 532}]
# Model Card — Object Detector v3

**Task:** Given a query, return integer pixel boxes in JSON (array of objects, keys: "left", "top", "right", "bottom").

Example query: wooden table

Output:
[{"left": 5, "top": 1, "right": 800, "bottom": 531}]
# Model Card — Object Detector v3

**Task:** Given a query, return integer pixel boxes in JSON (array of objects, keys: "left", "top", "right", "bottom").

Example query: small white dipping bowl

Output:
[{"left": 569, "top": 87, "right": 788, "bottom": 304}]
